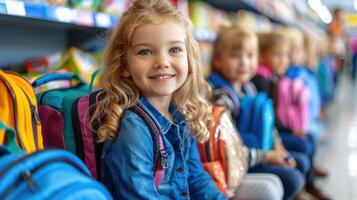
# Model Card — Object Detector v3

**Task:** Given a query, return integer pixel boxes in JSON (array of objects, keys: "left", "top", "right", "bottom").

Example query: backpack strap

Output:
[
  {"left": 88, "top": 90, "right": 105, "bottom": 179},
  {"left": 219, "top": 87, "right": 240, "bottom": 118},
  {"left": 243, "top": 82, "right": 257, "bottom": 96},
  {"left": 128, "top": 104, "right": 167, "bottom": 189}
]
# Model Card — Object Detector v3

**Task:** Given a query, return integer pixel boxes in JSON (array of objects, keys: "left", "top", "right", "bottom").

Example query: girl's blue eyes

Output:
[
  {"left": 169, "top": 47, "right": 182, "bottom": 54},
  {"left": 137, "top": 47, "right": 182, "bottom": 56},
  {"left": 138, "top": 49, "right": 152, "bottom": 56}
]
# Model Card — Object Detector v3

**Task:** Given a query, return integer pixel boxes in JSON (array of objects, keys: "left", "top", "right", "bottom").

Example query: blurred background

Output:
[{"left": 0, "top": 0, "right": 356, "bottom": 199}]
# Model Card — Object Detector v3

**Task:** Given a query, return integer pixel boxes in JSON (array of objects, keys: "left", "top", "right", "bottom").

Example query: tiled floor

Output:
[{"left": 316, "top": 73, "right": 357, "bottom": 200}]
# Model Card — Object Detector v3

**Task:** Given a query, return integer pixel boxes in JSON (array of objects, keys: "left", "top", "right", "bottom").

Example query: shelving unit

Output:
[
  {"left": 205, "top": 0, "right": 292, "bottom": 27},
  {"left": 0, "top": 0, "right": 119, "bottom": 67},
  {"left": 204, "top": 0, "right": 326, "bottom": 33},
  {"left": 0, "top": 0, "right": 326, "bottom": 68},
  {"left": 0, "top": 0, "right": 119, "bottom": 28}
]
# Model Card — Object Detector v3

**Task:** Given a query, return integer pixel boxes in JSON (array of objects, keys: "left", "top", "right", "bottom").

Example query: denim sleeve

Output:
[
  {"left": 187, "top": 138, "right": 227, "bottom": 200},
  {"left": 102, "top": 113, "right": 160, "bottom": 200}
]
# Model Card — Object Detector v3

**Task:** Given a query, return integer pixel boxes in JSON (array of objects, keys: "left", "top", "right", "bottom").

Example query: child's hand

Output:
[
  {"left": 293, "top": 129, "right": 306, "bottom": 137},
  {"left": 284, "top": 154, "right": 297, "bottom": 169},
  {"left": 266, "top": 150, "right": 296, "bottom": 169},
  {"left": 265, "top": 149, "right": 287, "bottom": 166},
  {"left": 275, "top": 143, "right": 288, "bottom": 154}
]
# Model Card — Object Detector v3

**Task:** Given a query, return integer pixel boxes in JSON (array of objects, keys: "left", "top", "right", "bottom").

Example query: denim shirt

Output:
[{"left": 101, "top": 96, "right": 226, "bottom": 200}]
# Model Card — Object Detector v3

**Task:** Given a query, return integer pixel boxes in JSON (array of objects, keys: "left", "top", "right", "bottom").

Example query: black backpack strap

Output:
[
  {"left": 72, "top": 97, "right": 85, "bottom": 161},
  {"left": 88, "top": 90, "right": 105, "bottom": 180}
]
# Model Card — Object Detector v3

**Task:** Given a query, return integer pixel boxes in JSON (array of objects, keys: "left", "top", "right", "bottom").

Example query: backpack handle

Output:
[
  {"left": 88, "top": 69, "right": 100, "bottom": 92},
  {"left": 31, "top": 72, "right": 83, "bottom": 88},
  {"left": 0, "top": 121, "right": 23, "bottom": 153}
]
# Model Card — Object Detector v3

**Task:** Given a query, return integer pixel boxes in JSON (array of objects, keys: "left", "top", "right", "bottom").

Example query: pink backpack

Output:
[{"left": 276, "top": 77, "right": 310, "bottom": 134}]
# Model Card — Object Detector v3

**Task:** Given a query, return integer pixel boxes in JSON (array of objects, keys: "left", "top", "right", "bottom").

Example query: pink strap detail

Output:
[
  {"left": 154, "top": 134, "right": 165, "bottom": 188},
  {"left": 257, "top": 65, "right": 273, "bottom": 80}
]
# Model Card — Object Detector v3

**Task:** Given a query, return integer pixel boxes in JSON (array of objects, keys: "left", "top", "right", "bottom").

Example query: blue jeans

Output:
[
  {"left": 290, "top": 151, "right": 310, "bottom": 176},
  {"left": 249, "top": 164, "right": 304, "bottom": 200},
  {"left": 352, "top": 53, "right": 357, "bottom": 80},
  {"left": 280, "top": 132, "right": 315, "bottom": 184}
]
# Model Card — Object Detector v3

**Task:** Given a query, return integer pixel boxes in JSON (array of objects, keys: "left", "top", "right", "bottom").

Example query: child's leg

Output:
[
  {"left": 232, "top": 173, "right": 283, "bottom": 200},
  {"left": 289, "top": 151, "right": 310, "bottom": 176},
  {"left": 249, "top": 165, "right": 304, "bottom": 200},
  {"left": 279, "top": 132, "right": 314, "bottom": 156},
  {"left": 280, "top": 132, "right": 316, "bottom": 185}
]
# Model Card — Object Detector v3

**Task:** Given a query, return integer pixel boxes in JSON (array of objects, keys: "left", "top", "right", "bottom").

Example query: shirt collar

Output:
[{"left": 137, "top": 96, "right": 186, "bottom": 135}]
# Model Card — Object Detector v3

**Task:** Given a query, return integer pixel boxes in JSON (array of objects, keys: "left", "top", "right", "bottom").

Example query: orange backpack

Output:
[
  {"left": 0, "top": 70, "right": 43, "bottom": 152},
  {"left": 198, "top": 105, "right": 248, "bottom": 197}
]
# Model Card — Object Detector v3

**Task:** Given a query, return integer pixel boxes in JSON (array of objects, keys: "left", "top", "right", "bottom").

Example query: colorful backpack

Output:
[
  {"left": 197, "top": 105, "right": 248, "bottom": 197},
  {"left": 0, "top": 70, "right": 43, "bottom": 153},
  {"left": 32, "top": 72, "right": 91, "bottom": 154},
  {"left": 0, "top": 149, "right": 113, "bottom": 200},
  {"left": 276, "top": 77, "right": 310, "bottom": 134},
  {"left": 286, "top": 66, "right": 321, "bottom": 130},
  {"left": 71, "top": 91, "right": 167, "bottom": 185},
  {"left": 238, "top": 92, "right": 275, "bottom": 150}
]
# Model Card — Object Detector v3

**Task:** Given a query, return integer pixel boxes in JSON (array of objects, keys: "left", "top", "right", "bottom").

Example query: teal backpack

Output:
[
  {"left": 32, "top": 72, "right": 96, "bottom": 154},
  {"left": 238, "top": 92, "right": 275, "bottom": 151}
]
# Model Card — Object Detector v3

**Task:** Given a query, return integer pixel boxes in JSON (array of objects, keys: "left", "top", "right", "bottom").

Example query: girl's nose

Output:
[
  {"left": 240, "top": 55, "right": 250, "bottom": 68},
  {"left": 154, "top": 53, "right": 170, "bottom": 69}
]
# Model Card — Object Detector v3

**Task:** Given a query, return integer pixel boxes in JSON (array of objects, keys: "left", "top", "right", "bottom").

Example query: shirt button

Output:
[
  {"left": 181, "top": 191, "right": 187, "bottom": 197},
  {"left": 176, "top": 167, "right": 184, "bottom": 172}
]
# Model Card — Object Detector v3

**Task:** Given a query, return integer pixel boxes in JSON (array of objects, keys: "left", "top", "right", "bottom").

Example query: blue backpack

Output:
[
  {"left": 238, "top": 92, "right": 275, "bottom": 151},
  {"left": 0, "top": 149, "right": 112, "bottom": 200}
]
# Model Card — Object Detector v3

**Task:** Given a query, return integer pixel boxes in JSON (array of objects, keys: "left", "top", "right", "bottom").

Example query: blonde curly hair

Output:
[{"left": 91, "top": 0, "right": 212, "bottom": 143}]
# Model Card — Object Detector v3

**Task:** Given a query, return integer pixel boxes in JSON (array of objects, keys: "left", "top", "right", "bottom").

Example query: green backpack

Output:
[{"left": 32, "top": 72, "right": 96, "bottom": 154}]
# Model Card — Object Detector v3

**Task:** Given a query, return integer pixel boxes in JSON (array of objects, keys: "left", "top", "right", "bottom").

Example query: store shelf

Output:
[
  {"left": 0, "top": 0, "right": 119, "bottom": 29},
  {"left": 204, "top": 0, "right": 294, "bottom": 27}
]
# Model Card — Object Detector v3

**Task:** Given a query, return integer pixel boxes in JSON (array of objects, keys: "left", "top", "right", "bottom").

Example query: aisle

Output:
[{"left": 316, "top": 72, "right": 357, "bottom": 200}]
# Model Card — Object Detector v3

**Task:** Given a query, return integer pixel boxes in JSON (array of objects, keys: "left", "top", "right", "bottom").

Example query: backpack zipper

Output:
[
  {"left": 18, "top": 86, "right": 40, "bottom": 150},
  {"left": 6, "top": 71, "right": 42, "bottom": 150},
  {"left": 0, "top": 73, "right": 24, "bottom": 150},
  {"left": 0, "top": 151, "right": 89, "bottom": 199}
]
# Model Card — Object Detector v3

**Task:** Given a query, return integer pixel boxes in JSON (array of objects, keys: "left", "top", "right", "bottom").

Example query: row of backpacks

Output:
[
  {"left": 0, "top": 69, "right": 251, "bottom": 199},
  {"left": 0, "top": 69, "right": 116, "bottom": 199}
]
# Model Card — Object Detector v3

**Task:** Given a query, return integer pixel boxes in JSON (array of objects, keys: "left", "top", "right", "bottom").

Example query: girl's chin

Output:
[{"left": 239, "top": 76, "right": 252, "bottom": 83}]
